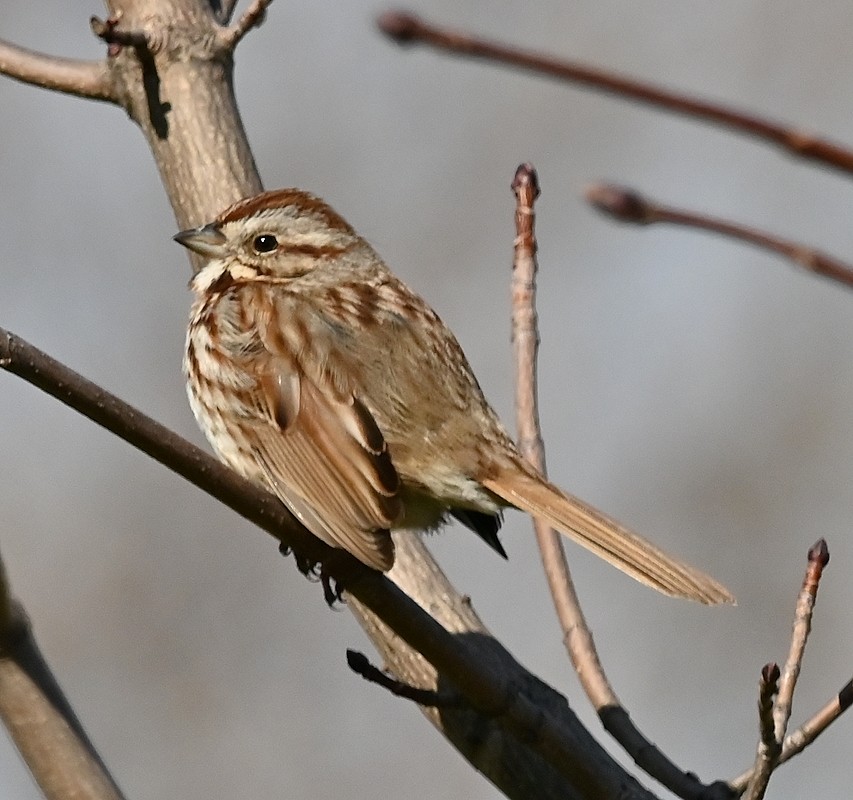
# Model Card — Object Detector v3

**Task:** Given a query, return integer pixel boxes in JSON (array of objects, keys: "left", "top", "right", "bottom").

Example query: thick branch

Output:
[{"left": 0, "top": 327, "right": 656, "bottom": 800}]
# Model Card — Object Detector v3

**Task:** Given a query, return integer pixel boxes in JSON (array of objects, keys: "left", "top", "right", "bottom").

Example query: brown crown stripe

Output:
[{"left": 216, "top": 188, "right": 356, "bottom": 235}]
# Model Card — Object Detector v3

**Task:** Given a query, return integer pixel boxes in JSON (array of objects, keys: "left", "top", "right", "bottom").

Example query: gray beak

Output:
[{"left": 173, "top": 223, "right": 227, "bottom": 258}]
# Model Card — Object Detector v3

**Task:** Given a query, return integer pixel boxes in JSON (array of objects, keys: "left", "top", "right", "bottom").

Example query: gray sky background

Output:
[{"left": 2, "top": 3, "right": 853, "bottom": 799}]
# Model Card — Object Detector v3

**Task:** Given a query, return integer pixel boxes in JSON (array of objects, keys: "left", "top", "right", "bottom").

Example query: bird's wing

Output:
[{"left": 246, "top": 348, "right": 402, "bottom": 572}]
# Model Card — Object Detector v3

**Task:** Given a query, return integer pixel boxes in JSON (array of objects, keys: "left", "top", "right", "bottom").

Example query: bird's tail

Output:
[{"left": 482, "top": 465, "right": 733, "bottom": 605}]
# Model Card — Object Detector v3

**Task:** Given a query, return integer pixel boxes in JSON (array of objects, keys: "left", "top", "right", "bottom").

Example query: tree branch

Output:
[
  {"left": 0, "top": 549, "right": 126, "bottom": 800},
  {"left": 586, "top": 183, "right": 853, "bottom": 289},
  {"left": 0, "top": 326, "right": 659, "bottom": 800},
  {"left": 731, "top": 541, "right": 837, "bottom": 795},
  {"left": 0, "top": 38, "right": 113, "bottom": 102},
  {"left": 743, "top": 663, "right": 781, "bottom": 800},
  {"left": 510, "top": 164, "right": 729, "bottom": 800},
  {"left": 378, "top": 12, "right": 853, "bottom": 176},
  {"left": 218, "top": 0, "right": 273, "bottom": 48},
  {"left": 773, "top": 540, "right": 829, "bottom": 741}
]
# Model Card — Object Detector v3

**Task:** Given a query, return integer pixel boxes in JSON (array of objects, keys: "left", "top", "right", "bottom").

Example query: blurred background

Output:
[{"left": 2, "top": 2, "right": 853, "bottom": 798}]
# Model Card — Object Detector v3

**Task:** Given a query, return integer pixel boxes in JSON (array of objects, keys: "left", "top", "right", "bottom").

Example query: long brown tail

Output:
[{"left": 482, "top": 466, "right": 734, "bottom": 605}]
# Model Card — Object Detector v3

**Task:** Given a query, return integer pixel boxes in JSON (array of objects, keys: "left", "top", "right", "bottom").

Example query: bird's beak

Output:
[{"left": 173, "top": 223, "right": 227, "bottom": 258}]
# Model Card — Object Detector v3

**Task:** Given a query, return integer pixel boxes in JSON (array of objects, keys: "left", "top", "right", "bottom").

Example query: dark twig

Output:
[
  {"left": 743, "top": 663, "right": 781, "bottom": 800},
  {"left": 510, "top": 165, "right": 727, "bottom": 800},
  {"left": 377, "top": 12, "right": 853, "bottom": 176},
  {"left": 219, "top": 0, "right": 273, "bottom": 48},
  {"left": 586, "top": 183, "right": 853, "bottom": 289},
  {"left": 346, "top": 650, "right": 461, "bottom": 708},
  {"left": 0, "top": 38, "right": 113, "bottom": 102},
  {"left": 0, "top": 328, "right": 644, "bottom": 795},
  {"left": 773, "top": 540, "right": 830, "bottom": 742}
]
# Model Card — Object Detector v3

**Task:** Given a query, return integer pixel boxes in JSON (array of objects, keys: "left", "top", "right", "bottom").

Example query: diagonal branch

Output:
[
  {"left": 0, "top": 549, "right": 126, "bottom": 800},
  {"left": 586, "top": 183, "right": 853, "bottom": 289},
  {"left": 218, "top": 0, "right": 273, "bottom": 48},
  {"left": 378, "top": 12, "right": 853, "bottom": 176},
  {"left": 773, "top": 540, "right": 830, "bottom": 742},
  {"left": 0, "top": 326, "right": 660, "bottom": 800},
  {"left": 0, "top": 39, "right": 114, "bottom": 102}
]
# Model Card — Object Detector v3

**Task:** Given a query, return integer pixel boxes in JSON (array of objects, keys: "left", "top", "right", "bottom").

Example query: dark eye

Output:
[{"left": 252, "top": 234, "right": 278, "bottom": 254}]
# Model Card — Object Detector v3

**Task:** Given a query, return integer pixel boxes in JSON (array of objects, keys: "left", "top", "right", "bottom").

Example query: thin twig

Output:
[
  {"left": 586, "top": 183, "right": 853, "bottom": 289},
  {"left": 0, "top": 38, "right": 113, "bottom": 102},
  {"left": 777, "top": 677, "right": 853, "bottom": 765},
  {"left": 773, "top": 540, "right": 830, "bottom": 742},
  {"left": 510, "top": 165, "right": 728, "bottom": 800},
  {"left": 377, "top": 12, "right": 853, "bottom": 176},
  {"left": 0, "top": 327, "right": 640, "bottom": 795},
  {"left": 730, "top": 542, "right": 838, "bottom": 794},
  {"left": 743, "top": 664, "right": 781, "bottom": 800},
  {"left": 511, "top": 163, "right": 610, "bottom": 699},
  {"left": 346, "top": 650, "right": 461, "bottom": 708},
  {"left": 731, "top": 676, "right": 853, "bottom": 792},
  {"left": 219, "top": 0, "right": 273, "bottom": 48}
]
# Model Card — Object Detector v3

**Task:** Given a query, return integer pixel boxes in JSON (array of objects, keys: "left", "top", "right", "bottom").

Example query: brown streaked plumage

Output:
[{"left": 176, "top": 188, "right": 734, "bottom": 604}]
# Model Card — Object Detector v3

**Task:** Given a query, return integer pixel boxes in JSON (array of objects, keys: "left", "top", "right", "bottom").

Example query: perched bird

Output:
[{"left": 175, "top": 189, "right": 732, "bottom": 604}]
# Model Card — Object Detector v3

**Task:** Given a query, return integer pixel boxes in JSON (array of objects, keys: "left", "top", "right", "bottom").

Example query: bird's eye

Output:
[{"left": 252, "top": 234, "right": 279, "bottom": 254}]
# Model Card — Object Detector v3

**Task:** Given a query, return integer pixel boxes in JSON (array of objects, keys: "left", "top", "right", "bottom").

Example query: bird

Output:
[{"left": 174, "top": 188, "right": 733, "bottom": 604}]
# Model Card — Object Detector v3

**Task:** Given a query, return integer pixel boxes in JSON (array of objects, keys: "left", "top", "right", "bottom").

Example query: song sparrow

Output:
[{"left": 175, "top": 189, "right": 732, "bottom": 604}]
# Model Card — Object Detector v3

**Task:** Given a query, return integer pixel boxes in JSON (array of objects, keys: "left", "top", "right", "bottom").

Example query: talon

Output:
[{"left": 321, "top": 568, "right": 346, "bottom": 607}]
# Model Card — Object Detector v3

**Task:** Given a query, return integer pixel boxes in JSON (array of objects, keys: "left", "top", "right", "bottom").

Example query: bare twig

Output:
[
  {"left": 731, "top": 676, "right": 853, "bottom": 792},
  {"left": 510, "top": 165, "right": 728, "bottom": 800},
  {"left": 0, "top": 548, "right": 126, "bottom": 800},
  {"left": 0, "top": 39, "right": 113, "bottom": 102},
  {"left": 0, "top": 327, "right": 653, "bottom": 797},
  {"left": 346, "top": 650, "right": 461, "bottom": 708},
  {"left": 777, "top": 677, "right": 853, "bottom": 765},
  {"left": 511, "top": 163, "right": 610, "bottom": 700},
  {"left": 730, "top": 542, "right": 838, "bottom": 794},
  {"left": 743, "top": 663, "right": 781, "bottom": 800},
  {"left": 586, "top": 183, "right": 853, "bottom": 289},
  {"left": 378, "top": 12, "right": 853, "bottom": 176},
  {"left": 219, "top": 0, "right": 273, "bottom": 48},
  {"left": 773, "top": 540, "right": 830, "bottom": 742}
]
